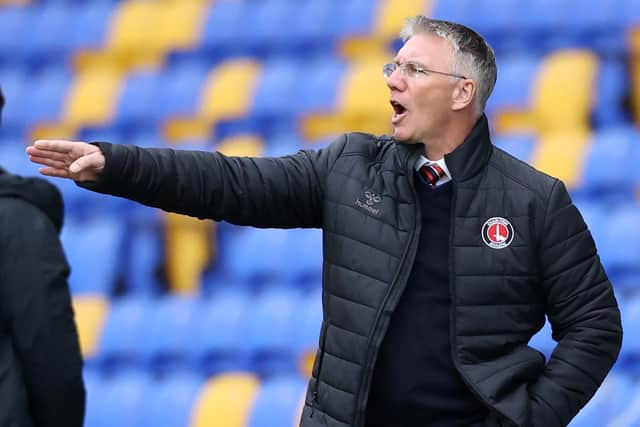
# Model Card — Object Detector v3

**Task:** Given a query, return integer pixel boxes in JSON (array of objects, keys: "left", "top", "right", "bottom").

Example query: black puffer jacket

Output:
[
  {"left": 82, "top": 116, "right": 621, "bottom": 427},
  {"left": 0, "top": 168, "right": 85, "bottom": 427}
]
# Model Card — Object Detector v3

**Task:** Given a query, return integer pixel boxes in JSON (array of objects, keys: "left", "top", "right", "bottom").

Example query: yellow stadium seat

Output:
[
  {"left": 164, "top": 59, "right": 262, "bottom": 143},
  {"left": 63, "top": 66, "right": 125, "bottom": 131},
  {"left": 341, "top": 0, "right": 428, "bottom": 59},
  {"left": 189, "top": 373, "right": 260, "bottom": 427},
  {"left": 531, "top": 129, "right": 591, "bottom": 189},
  {"left": 165, "top": 213, "right": 212, "bottom": 295},
  {"left": 72, "top": 294, "right": 109, "bottom": 358},
  {"left": 303, "top": 57, "right": 392, "bottom": 140},
  {"left": 497, "top": 50, "right": 598, "bottom": 135},
  {"left": 216, "top": 134, "right": 265, "bottom": 157}
]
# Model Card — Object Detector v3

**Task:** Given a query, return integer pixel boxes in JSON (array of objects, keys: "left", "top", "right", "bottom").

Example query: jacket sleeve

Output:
[
  {"left": 528, "top": 180, "right": 622, "bottom": 427},
  {"left": 0, "top": 199, "right": 85, "bottom": 427},
  {"left": 78, "top": 135, "right": 348, "bottom": 228}
]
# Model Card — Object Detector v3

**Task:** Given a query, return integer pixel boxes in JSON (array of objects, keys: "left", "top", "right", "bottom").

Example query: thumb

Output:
[{"left": 69, "top": 152, "right": 104, "bottom": 174}]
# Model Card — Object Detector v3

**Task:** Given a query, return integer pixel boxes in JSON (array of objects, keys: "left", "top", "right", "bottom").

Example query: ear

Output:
[{"left": 451, "top": 79, "right": 476, "bottom": 112}]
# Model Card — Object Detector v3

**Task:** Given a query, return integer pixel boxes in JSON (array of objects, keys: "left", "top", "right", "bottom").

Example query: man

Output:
[
  {"left": 27, "top": 17, "right": 621, "bottom": 427},
  {"left": 0, "top": 87, "right": 85, "bottom": 426}
]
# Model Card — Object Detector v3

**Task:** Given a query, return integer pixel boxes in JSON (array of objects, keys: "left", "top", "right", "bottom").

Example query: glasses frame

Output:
[{"left": 383, "top": 62, "right": 467, "bottom": 80}]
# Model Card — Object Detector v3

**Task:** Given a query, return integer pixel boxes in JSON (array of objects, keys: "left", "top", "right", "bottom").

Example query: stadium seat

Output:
[
  {"left": 288, "top": 0, "right": 341, "bottom": 55},
  {"left": 60, "top": 216, "right": 125, "bottom": 294},
  {"left": 593, "top": 58, "right": 630, "bottom": 128},
  {"left": 291, "top": 287, "right": 323, "bottom": 377},
  {"left": 200, "top": 0, "right": 252, "bottom": 60},
  {"left": 142, "top": 373, "right": 204, "bottom": 427},
  {"left": 187, "top": 290, "right": 252, "bottom": 375},
  {"left": 189, "top": 373, "right": 260, "bottom": 427},
  {"left": 486, "top": 54, "right": 540, "bottom": 120},
  {"left": 95, "top": 296, "right": 152, "bottom": 372},
  {"left": 23, "top": 66, "right": 71, "bottom": 130},
  {"left": 531, "top": 128, "right": 590, "bottom": 189},
  {"left": 570, "top": 372, "right": 637, "bottom": 427},
  {"left": 69, "top": 1, "right": 116, "bottom": 53},
  {"left": 0, "top": 139, "right": 38, "bottom": 177},
  {"left": 282, "top": 228, "right": 323, "bottom": 288},
  {"left": 263, "top": 133, "right": 303, "bottom": 157},
  {"left": 222, "top": 227, "right": 289, "bottom": 288},
  {"left": 492, "top": 134, "right": 536, "bottom": 164},
  {"left": 23, "top": 2, "right": 76, "bottom": 66},
  {"left": 152, "top": 60, "right": 210, "bottom": 124},
  {"left": 297, "top": 56, "right": 345, "bottom": 117},
  {"left": 0, "top": 65, "right": 28, "bottom": 133},
  {"left": 0, "top": 6, "right": 31, "bottom": 64},
  {"left": 576, "top": 126, "right": 638, "bottom": 202},
  {"left": 112, "top": 69, "right": 162, "bottom": 132},
  {"left": 248, "top": 375, "right": 308, "bottom": 427},
  {"left": 138, "top": 296, "right": 199, "bottom": 374},
  {"left": 87, "top": 372, "right": 152, "bottom": 427},
  {"left": 496, "top": 49, "right": 598, "bottom": 135},
  {"left": 600, "top": 205, "right": 640, "bottom": 285},
  {"left": 73, "top": 294, "right": 110, "bottom": 360},
  {"left": 124, "top": 207, "right": 165, "bottom": 294},
  {"left": 246, "top": 288, "right": 301, "bottom": 376}
]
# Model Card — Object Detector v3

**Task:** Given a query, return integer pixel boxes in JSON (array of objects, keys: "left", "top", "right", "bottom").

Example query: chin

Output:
[{"left": 392, "top": 129, "right": 415, "bottom": 144}]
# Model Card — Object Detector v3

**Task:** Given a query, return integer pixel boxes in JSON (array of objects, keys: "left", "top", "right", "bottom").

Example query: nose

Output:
[{"left": 386, "top": 67, "right": 406, "bottom": 92}]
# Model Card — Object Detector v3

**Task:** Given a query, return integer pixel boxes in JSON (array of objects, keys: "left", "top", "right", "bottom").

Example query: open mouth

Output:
[{"left": 390, "top": 100, "right": 408, "bottom": 124}]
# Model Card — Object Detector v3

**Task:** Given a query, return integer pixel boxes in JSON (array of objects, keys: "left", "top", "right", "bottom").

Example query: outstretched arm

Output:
[{"left": 28, "top": 137, "right": 346, "bottom": 228}]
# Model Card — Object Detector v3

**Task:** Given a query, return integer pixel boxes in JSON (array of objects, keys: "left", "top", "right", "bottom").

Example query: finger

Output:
[
  {"left": 28, "top": 155, "right": 69, "bottom": 169},
  {"left": 33, "top": 139, "right": 76, "bottom": 154},
  {"left": 27, "top": 146, "right": 71, "bottom": 162},
  {"left": 39, "top": 167, "right": 71, "bottom": 178},
  {"left": 69, "top": 152, "right": 103, "bottom": 173}
]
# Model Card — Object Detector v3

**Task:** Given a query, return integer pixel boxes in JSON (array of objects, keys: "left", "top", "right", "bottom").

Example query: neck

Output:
[{"left": 422, "top": 114, "right": 477, "bottom": 160}]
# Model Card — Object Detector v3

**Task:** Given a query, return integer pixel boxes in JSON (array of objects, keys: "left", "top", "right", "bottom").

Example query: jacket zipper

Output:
[
  {"left": 447, "top": 181, "right": 517, "bottom": 426},
  {"left": 352, "top": 152, "right": 422, "bottom": 427}
]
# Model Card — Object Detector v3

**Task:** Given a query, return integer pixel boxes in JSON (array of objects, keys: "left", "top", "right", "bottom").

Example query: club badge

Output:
[{"left": 482, "top": 217, "right": 514, "bottom": 249}]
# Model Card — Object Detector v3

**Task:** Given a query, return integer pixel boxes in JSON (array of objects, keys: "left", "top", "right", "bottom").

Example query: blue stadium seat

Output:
[
  {"left": 334, "top": 0, "right": 377, "bottom": 39},
  {"left": 112, "top": 69, "right": 163, "bottom": 133},
  {"left": 152, "top": 61, "right": 209, "bottom": 123},
  {"left": 569, "top": 372, "right": 636, "bottom": 427},
  {"left": 69, "top": 1, "right": 115, "bottom": 51},
  {"left": 141, "top": 373, "right": 203, "bottom": 427},
  {"left": 222, "top": 227, "right": 290, "bottom": 288},
  {"left": 246, "top": 287, "right": 300, "bottom": 376},
  {"left": 571, "top": 198, "right": 607, "bottom": 249},
  {"left": 60, "top": 216, "right": 125, "bottom": 295},
  {"left": 486, "top": 54, "right": 539, "bottom": 118},
  {"left": 492, "top": 134, "right": 536, "bottom": 164},
  {"left": 88, "top": 372, "right": 152, "bottom": 427},
  {"left": 297, "top": 57, "right": 345, "bottom": 115},
  {"left": 0, "top": 139, "right": 38, "bottom": 177},
  {"left": 22, "top": 66, "right": 71, "bottom": 127},
  {"left": 123, "top": 207, "right": 164, "bottom": 294},
  {"left": 187, "top": 289, "right": 251, "bottom": 376},
  {"left": 0, "top": 6, "right": 32, "bottom": 65},
  {"left": 23, "top": 3, "right": 76, "bottom": 66},
  {"left": 575, "top": 127, "right": 638, "bottom": 203},
  {"left": 601, "top": 205, "right": 640, "bottom": 289},
  {"left": 138, "top": 296, "right": 199, "bottom": 374},
  {"left": 282, "top": 228, "right": 323, "bottom": 288},
  {"left": 95, "top": 296, "right": 152, "bottom": 372},
  {"left": 593, "top": 59, "right": 631, "bottom": 128},
  {"left": 200, "top": 0, "right": 251, "bottom": 60},
  {"left": 251, "top": 58, "right": 301, "bottom": 133},
  {"left": 248, "top": 375, "right": 307, "bottom": 427},
  {"left": 288, "top": 0, "right": 341, "bottom": 55},
  {"left": 528, "top": 319, "right": 554, "bottom": 359},
  {"left": 0, "top": 66, "right": 28, "bottom": 133},
  {"left": 264, "top": 133, "right": 303, "bottom": 157},
  {"left": 291, "top": 287, "right": 323, "bottom": 371},
  {"left": 240, "top": 0, "right": 294, "bottom": 57}
]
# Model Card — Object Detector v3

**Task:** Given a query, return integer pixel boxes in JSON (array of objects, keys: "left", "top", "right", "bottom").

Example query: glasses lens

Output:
[{"left": 383, "top": 63, "right": 395, "bottom": 77}]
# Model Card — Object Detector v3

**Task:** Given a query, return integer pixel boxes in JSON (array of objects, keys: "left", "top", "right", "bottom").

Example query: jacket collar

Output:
[{"left": 393, "top": 115, "right": 493, "bottom": 182}]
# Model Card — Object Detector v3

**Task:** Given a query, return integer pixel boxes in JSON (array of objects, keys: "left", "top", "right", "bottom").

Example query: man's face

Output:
[{"left": 387, "top": 33, "right": 460, "bottom": 144}]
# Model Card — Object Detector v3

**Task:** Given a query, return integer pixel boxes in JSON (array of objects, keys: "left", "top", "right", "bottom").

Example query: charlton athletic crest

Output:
[{"left": 482, "top": 217, "right": 514, "bottom": 249}]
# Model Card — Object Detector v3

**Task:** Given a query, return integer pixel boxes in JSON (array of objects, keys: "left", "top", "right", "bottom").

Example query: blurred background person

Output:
[{"left": 0, "top": 86, "right": 85, "bottom": 426}]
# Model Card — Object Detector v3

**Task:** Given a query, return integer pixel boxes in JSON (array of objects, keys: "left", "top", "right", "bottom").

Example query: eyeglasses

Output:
[{"left": 382, "top": 62, "right": 467, "bottom": 80}]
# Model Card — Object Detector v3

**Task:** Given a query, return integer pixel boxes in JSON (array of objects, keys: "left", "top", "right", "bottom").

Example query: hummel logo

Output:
[{"left": 355, "top": 191, "right": 382, "bottom": 216}]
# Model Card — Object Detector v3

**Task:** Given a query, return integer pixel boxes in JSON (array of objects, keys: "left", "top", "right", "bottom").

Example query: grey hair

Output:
[{"left": 400, "top": 16, "right": 497, "bottom": 116}]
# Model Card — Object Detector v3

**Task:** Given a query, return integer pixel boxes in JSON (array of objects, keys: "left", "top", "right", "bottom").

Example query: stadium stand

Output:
[{"left": 1, "top": 0, "right": 639, "bottom": 425}]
